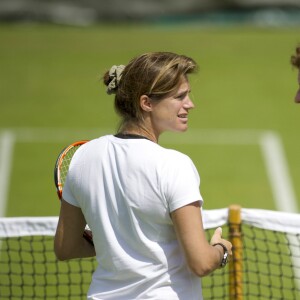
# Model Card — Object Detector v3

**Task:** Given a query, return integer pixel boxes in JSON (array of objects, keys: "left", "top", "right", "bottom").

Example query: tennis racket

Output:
[{"left": 54, "top": 140, "right": 94, "bottom": 245}]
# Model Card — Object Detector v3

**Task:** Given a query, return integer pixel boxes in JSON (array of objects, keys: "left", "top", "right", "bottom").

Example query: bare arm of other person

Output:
[
  {"left": 171, "top": 201, "right": 232, "bottom": 277},
  {"left": 54, "top": 200, "right": 96, "bottom": 261}
]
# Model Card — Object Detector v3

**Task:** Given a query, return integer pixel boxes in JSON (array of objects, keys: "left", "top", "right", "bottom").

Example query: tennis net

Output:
[{"left": 0, "top": 207, "right": 300, "bottom": 299}]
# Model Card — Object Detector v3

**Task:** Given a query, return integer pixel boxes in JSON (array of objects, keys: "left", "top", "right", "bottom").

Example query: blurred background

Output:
[
  {"left": 0, "top": 0, "right": 300, "bottom": 218},
  {"left": 1, "top": 0, "right": 300, "bottom": 26}
]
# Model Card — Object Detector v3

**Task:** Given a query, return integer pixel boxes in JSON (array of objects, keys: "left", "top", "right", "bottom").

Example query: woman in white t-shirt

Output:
[{"left": 54, "top": 52, "right": 232, "bottom": 300}]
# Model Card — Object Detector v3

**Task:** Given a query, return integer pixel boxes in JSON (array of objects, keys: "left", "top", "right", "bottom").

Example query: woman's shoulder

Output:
[
  {"left": 82, "top": 135, "right": 113, "bottom": 147},
  {"left": 72, "top": 135, "right": 112, "bottom": 156},
  {"left": 156, "top": 145, "right": 193, "bottom": 166}
]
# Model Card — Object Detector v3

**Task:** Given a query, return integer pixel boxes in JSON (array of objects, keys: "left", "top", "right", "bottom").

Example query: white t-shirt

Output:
[{"left": 63, "top": 135, "right": 204, "bottom": 300}]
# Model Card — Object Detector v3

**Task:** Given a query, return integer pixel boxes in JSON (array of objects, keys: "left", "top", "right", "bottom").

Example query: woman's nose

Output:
[{"left": 183, "top": 97, "right": 195, "bottom": 109}]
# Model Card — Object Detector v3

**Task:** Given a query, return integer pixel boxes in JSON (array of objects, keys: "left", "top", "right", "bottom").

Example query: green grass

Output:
[{"left": 0, "top": 23, "right": 300, "bottom": 217}]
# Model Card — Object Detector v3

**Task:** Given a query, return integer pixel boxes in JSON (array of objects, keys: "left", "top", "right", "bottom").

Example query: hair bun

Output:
[{"left": 106, "top": 65, "right": 125, "bottom": 95}]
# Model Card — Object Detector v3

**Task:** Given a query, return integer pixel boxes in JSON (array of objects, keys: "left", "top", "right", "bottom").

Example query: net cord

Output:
[{"left": 1, "top": 208, "right": 300, "bottom": 238}]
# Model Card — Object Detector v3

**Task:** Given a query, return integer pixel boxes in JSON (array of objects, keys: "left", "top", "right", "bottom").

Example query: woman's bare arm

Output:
[
  {"left": 54, "top": 200, "right": 96, "bottom": 260},
  {"left": 171, "top": 201, "right": 232, "bottom": 277}
]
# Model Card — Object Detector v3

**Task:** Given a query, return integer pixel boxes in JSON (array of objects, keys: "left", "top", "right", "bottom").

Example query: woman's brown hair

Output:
[
  {"left": 103, "top": 52, "right": 198, "bottom": 129},
  {"left": 291, "top": 46, "right": 300, "bottom": 69}
]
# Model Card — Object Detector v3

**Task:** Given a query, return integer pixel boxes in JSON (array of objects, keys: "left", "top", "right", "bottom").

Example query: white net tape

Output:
[
  {"left": 1, "top": 208, "right": 300, "bottom": 237},
  {"left": 0, "top": 217, "right": 58, "bottom": 237},
  {"left": 241, "top": 208, "right": 300, "bottom": 234}
]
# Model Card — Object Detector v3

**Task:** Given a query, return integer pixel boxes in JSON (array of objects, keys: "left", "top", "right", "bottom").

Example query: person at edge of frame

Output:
[
  {"left": 291, "top": 45, "right": 300, "bottom": 103},
  {"left": 54, "top": 51, "right": 233, "bottom": 300}
]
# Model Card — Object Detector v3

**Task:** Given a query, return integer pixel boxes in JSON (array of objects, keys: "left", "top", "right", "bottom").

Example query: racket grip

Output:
[{"left": 83, "top": 230, "right": 94, "bottom": 246}]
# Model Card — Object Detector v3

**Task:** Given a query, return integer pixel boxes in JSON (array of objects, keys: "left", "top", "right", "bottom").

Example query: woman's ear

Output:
[{"left": 140, "top": 95, "right": 153, "bottom": 112}]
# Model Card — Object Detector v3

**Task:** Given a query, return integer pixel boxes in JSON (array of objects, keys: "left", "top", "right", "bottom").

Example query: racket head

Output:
[{"left": 54, "top": 140, "right": 88, "bottom": 200}]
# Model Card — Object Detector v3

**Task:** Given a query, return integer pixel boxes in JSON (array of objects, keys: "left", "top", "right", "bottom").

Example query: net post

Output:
[{"left": 228, "top": 204, "right": 243, "bottom": 300}]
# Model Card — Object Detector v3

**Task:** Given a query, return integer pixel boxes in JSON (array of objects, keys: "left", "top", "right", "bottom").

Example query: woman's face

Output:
[{"left": 150, "top": 78, "right": 195, "bottom": 136}]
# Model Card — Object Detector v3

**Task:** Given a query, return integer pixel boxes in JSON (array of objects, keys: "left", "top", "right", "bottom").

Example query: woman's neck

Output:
[{"left": 120, "top": 123, "right": 158, "bottom": 143}]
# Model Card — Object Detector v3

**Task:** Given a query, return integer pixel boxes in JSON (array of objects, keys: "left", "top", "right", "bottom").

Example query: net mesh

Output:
[
  {"left": 241, "top": 226, "right": 300, "bottom": 299},
  {"left": 1, "top": 208, "right": 300, "bottom": 300},
  {"left": 0, "top": 236, "right": 96, "bottom": 299}
]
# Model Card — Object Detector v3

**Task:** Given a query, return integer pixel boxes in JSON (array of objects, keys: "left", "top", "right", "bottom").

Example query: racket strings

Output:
[{"left": 59, "top": 146, "right": 80, "bottom": 186}]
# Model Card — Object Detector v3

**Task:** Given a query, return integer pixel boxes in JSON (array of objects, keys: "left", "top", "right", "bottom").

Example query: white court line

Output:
[
  {"left": 162, "top": 129, "right": 261, "bottom": 145},
  {"left": 0, "top": 128, "right": 298, "bottom": 215},
  {"left": 259, "top": 131, "right": 298, "bottom": 213},
  {"left": 0, "top": 130, "right": 15, "bottom": 217}
]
